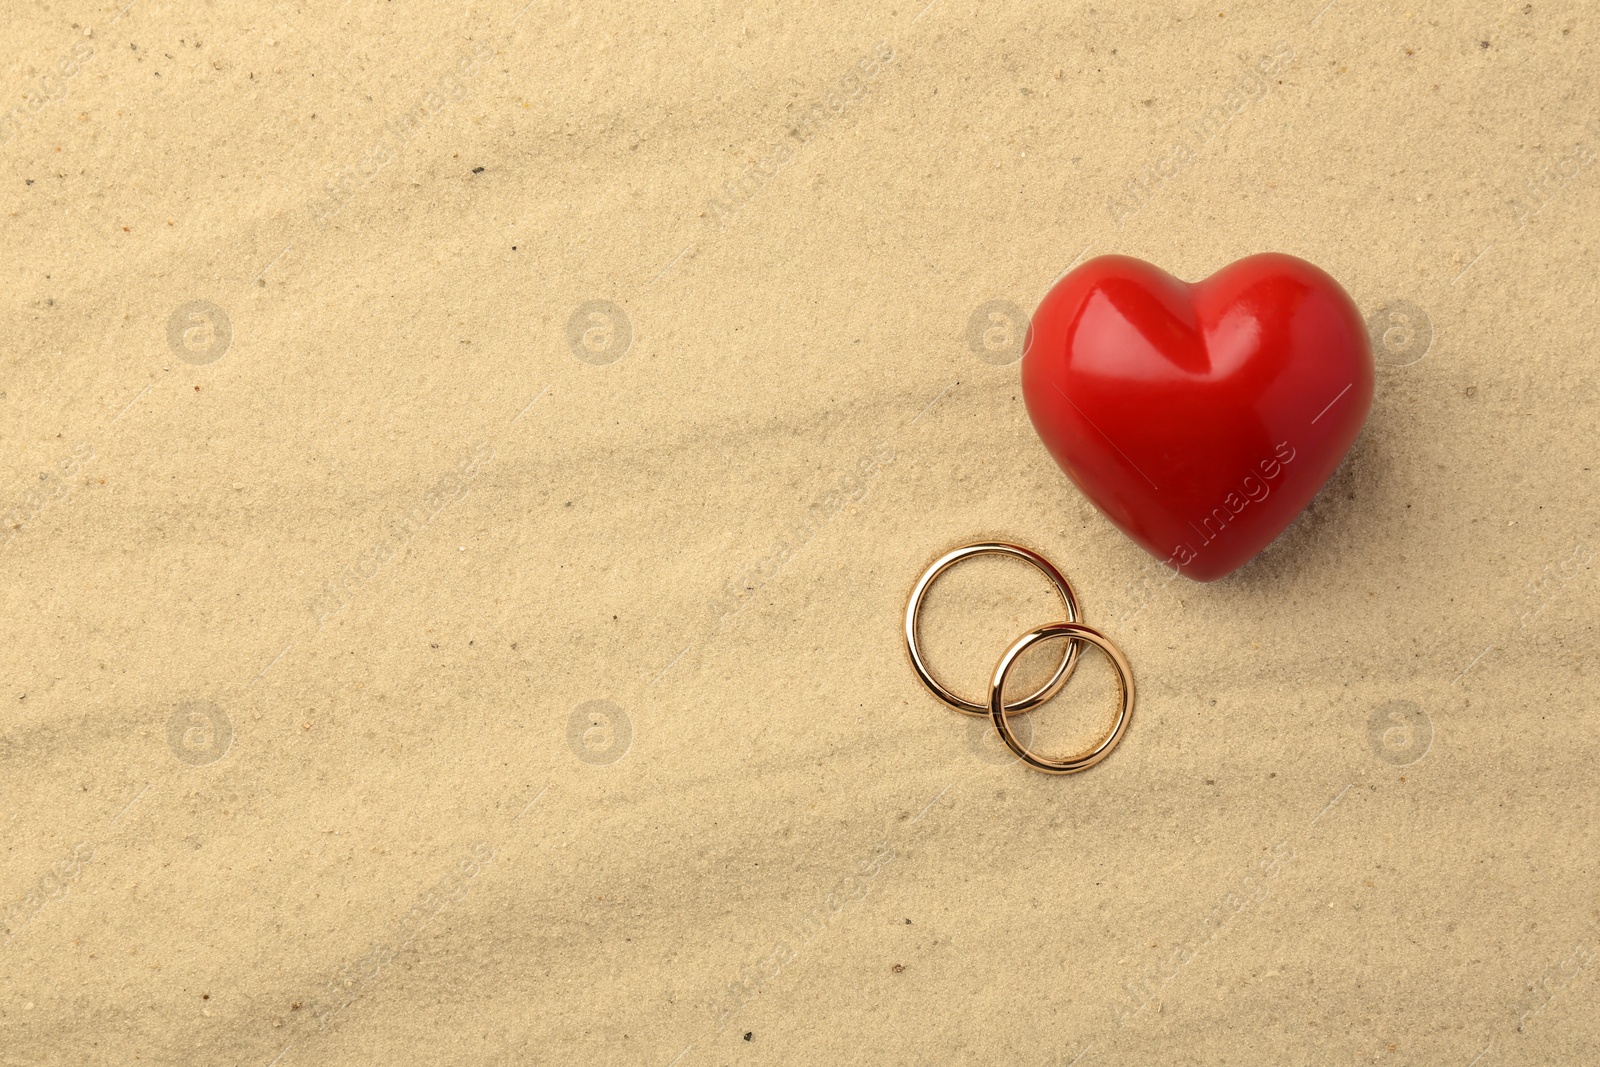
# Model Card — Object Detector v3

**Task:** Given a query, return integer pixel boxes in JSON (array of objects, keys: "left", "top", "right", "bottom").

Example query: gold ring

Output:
[
  {"left": 988, "top": 622, "right": 1134, "bottom": 774},
  {"left": 904, "top": 542, "right": 1082, "bottom": 717}
]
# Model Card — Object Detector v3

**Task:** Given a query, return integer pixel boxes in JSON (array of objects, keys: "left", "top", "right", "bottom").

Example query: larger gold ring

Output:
[
  {"left": 905, "top": 542, "right": 1082, "bottom": 717},
  {"left": 988, "top": 622, "right": 1134, "bottom": 774}
]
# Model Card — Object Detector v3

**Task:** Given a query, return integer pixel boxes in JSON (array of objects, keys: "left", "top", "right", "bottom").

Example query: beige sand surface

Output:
[{"left": 2, "top": 1, "right": 1597, "bottom": 1064}]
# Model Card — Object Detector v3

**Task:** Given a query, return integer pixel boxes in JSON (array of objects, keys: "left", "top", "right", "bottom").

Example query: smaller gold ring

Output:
[
  {"left": 989, "top": 622, "right": 1134, "bottom": 774},
  {"left": 905, "top": 542, "right": 1081, "bottom": 717}
]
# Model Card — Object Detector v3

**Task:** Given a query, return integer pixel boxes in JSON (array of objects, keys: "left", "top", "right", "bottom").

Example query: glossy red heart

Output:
[{"left": 1021, "top": 253, "right": 1373, "bottom": 582}]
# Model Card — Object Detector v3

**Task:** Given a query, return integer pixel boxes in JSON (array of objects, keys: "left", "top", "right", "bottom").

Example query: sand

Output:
[{"left": 2, "top": 1, "right": 1597, "bottom": 1064}]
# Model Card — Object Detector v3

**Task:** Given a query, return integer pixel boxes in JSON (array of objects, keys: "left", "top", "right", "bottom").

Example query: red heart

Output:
[{"left": 1021, "top": 253, "right": 1374, "bottom": 582}]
